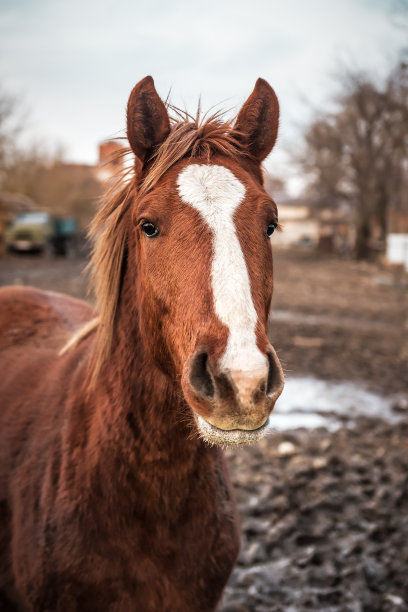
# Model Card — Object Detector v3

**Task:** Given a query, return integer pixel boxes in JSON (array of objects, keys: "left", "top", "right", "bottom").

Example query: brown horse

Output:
[{"left": 0, "top": 76, "right": 284, "bottom": 611}]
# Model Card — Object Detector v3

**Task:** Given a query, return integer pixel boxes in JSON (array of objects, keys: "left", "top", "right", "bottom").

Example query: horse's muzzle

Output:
[{"left": 185, "top": 347, "right": 284, "bottom": 446}]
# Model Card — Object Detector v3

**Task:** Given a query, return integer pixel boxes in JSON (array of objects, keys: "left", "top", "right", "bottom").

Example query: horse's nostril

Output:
[
  {"left": 266, "top": 351, "right": 284, "bottom": 397},
  {"left": 252, "top": 378, "right": 267, "bottom": 404},
  {"left": 189, "top": 352, "right": 215, "bottom": 399}
]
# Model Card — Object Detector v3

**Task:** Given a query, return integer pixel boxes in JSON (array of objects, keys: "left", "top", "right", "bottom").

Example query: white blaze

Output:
[{"left": 177, "top": 164, "right": 267, "bottom": 372}]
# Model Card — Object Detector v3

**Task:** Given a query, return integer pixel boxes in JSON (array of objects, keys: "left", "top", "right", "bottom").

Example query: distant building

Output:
[
  {"left": 386, "top": 210, "right": 408, "bottom": 270},
  {"left": 273, "top": 198, "right": 354, "bottom": 255},
  {"left": 387, "top": 234, "right": 408, "bottom": 270},
  {"left": 94, "top": 140, "right": 126, "bottom": 184},
  {"left": 317, "top": 205, "right": 354, "bottom": 256},
  {"left": 273, "top": 199, "right": 319, "bottom": 249}
]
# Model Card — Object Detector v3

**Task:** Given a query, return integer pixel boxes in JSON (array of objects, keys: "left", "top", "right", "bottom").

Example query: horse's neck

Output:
[
  {"left": 100, "top": 274, "right": 196, "bottom": 464},
  {"left": 65, "top": 274, "right": 212, "bottom": 521}
]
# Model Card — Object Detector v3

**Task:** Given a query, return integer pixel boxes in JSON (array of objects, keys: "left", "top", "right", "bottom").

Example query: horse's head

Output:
[{"left": 126, "top": 76, "right": 284, "bottom": 446}]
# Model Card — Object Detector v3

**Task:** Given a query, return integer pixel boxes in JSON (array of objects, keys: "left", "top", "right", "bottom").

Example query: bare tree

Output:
[
  {"left": 0, "top": 88, "right": 22, "bottom": 183},
  {"left": 2, "top": 154, "right": 102, "bottom": 228},
  {"left": 0, "top": 86, "right": 102, "bottom": 229},
  {"left": 298, "top": 60, "right": 408, "bottom": 259}
]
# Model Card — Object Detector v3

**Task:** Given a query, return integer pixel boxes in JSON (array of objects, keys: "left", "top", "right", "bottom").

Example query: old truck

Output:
[{"left": 4, "top": 212, "right": 77, "bottom": 256}]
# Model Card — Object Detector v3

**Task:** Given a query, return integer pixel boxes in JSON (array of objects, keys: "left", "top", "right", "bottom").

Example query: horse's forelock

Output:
[{"left": 140, "top": 109, "right": 246, "bottom": 194}]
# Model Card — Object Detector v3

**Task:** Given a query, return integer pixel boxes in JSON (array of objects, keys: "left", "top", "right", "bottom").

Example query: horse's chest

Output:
[
  {"left": 66, "top": 521, "right": 236, "bottom": 611},
  {"left": 107, "top": 507, "right": 239, "bottom": 611},
  {"left": 32, "top": 494, "right": 239, "bottom": 611}
]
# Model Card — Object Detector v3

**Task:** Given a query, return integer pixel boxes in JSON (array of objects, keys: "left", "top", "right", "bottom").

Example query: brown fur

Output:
[{"left": 0, "top": 76, "right": 282, "bottom": 611}]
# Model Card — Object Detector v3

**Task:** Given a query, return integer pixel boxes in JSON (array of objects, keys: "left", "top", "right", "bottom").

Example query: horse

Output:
[{"left": 0, "top": 76, "right": 284, "bottom": 611}]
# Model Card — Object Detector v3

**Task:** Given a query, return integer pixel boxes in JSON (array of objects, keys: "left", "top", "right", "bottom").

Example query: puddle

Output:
[{"left": 271, "top": 376, "right": 406, "bottom": 431}]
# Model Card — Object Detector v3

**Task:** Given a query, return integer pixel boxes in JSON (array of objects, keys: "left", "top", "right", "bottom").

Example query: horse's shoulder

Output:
[
  {"left": 0, "top": 286, "right": 94, "bottom": 343},
  {"left": 40, "top": 289, "right": 94, "bottom": 326}
]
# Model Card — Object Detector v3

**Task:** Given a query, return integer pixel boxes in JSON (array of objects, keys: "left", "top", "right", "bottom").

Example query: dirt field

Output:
[
  {"left": 0, "top": 248, "right": 407, "bottom": 611},
  {"left": 271, "top": 250, "right": 407, "bottom": 395}
]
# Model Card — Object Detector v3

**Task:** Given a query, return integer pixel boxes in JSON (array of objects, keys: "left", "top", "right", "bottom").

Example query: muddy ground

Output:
[
  {"left": 270, "top": 250, "right": 407, "bottom": 396},
  {"left": 222, "top": 418, "right": 408, "bottom": 612},
  {"left": 0, "top": 248, "right": 407, "bottom": 611}
]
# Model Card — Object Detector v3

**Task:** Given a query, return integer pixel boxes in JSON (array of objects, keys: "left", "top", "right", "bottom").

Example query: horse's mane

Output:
[{"left": 76, "top": 108, "right": 245, "bottom": 388}]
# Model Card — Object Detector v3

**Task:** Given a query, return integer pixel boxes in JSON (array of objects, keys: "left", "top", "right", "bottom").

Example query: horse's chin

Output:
[{"left": 194, "top": 413, "right": 271, "bottom": 447}]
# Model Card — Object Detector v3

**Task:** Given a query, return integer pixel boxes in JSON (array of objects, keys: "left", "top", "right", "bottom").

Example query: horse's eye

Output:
[
  {"left": 141, "top": 221, "right": 159, "bottom": 237},
  {"left": 267, "top": 222, "right": 276, "bottom": 238}
]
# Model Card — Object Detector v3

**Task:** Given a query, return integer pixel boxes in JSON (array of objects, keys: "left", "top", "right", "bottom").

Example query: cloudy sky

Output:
[{"left": 0, "top": 0, "right": 406, "bottom": 191}]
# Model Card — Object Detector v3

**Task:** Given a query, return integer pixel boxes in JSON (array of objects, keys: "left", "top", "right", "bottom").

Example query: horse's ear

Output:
[
  {"left": 234, "top": 78, "right": 279, "bottom": 162},
  {"left": 127, "top": 76, "right": 170, "bottom": 163}
]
